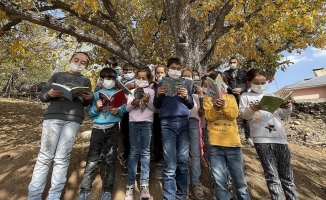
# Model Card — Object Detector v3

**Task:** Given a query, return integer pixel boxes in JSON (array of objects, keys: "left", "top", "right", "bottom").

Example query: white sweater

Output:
[{"left": 239, "top": 92, "right": 292, "bottom": 144}]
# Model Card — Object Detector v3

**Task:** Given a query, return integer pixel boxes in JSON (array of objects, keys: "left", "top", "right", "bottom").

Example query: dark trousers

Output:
[
  {"left": 243, "top": 119, "right": 250, "bottom": 139},
  {"left": 80, "top": 124, "right": 119, "bottom": 193},
  {"left": 153, "top": 113, "right": 163, "bottom": 163},
  {"left": 255, "top": 143, "right": 298, "bottom": 200},
  {"left": 121, "top": 112, "right": 130, "bottom": 160}
]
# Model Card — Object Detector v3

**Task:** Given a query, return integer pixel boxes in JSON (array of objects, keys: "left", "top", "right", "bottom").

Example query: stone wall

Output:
[{"left": 292, "top": 101, "right": 326, "bottom": 121}]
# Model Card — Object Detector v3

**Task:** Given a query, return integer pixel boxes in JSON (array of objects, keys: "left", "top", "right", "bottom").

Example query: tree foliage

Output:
[{"left": 0, "top": 0, "right": 325, "bottom": 78}]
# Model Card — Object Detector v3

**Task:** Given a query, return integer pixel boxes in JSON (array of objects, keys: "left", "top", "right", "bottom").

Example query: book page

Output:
[{"left": 259, "top": 95, "right": 284, "bottom": 113}]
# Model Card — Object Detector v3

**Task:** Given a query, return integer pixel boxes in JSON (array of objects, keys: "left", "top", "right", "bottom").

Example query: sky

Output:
[{"left": 265, "top": 47, "right": 326, "bottom": 93}]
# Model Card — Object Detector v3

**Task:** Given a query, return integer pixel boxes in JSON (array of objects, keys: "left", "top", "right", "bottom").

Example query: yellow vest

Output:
[{"left": 203, "top": 94, "right": 241, "bottom": 147}]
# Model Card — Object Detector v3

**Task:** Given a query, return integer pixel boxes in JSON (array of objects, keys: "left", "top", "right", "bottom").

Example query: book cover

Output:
[
  {"left": 51, "top": 83, "right": 89, "bottom": 101},
  {"left": 98, "top": 90, "right": 127, "bottom": 111},
  {"left": 161, "top": 77, "right": 186, "bottom": 97},
  {"left": 259, "top": 91, "right": 293, "bottom": 113},
  {"left": 206, "top": 75, "right": 227, "bottom": 98},
  {"left": 134, "top": 87, "right": 145, "bottom": 100},
  {"left": 115, "top": 79, "right": 132, "bottom": 95},
  {"left": 192, "top": 80, "right": 202, "bottom": 94}
]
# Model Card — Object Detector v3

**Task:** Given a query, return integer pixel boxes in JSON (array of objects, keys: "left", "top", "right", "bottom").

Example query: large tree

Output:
[{"left": 0, "top": 0, "right": 325, "bottom": 75}]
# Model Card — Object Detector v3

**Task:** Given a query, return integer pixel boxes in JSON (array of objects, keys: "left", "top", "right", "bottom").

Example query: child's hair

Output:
[
  {"left": 181, "top": 68, "right": 193, "bottom": 76},
  {"left": 72, "top": 52, "right": 90, "bottom": 65},
  {"left": 192, "top": 69, "right": 199, "bottom": 75},
  {"left": 100, "top": 68, "right": 116, "bottom": 79},
  {"left": 246, "top": 69, "right": 266, "bottom": 82},
  {"left": 138, "top": 67, "right": 152, "bottom": 80},
  {"left": 155, "top": 65, "right": 167, "bottom": 74},
  {"left": 167, "top": 58, "right": 181, "bottom": 68},
  {"left": 208, "top": 71, "right": 227, "bottom": 83},
  {"left": 106, "top": 57, "right": 118, "bottom": 67},
  {"left": 122, "top": 63, "right": 135, "bottom": 70}
]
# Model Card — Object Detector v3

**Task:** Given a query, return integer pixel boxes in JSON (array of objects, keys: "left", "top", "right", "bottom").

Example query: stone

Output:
[
  {"left": 293, "top": 121, "right": 301, "bottom": 125},
  {"left": 79, "top": 130, "right": 92, "bottom": 140}
]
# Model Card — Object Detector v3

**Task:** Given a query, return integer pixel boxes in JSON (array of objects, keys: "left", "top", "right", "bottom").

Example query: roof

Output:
[{"left": 286, "top": 73, "right": 326, "bottom": 90}]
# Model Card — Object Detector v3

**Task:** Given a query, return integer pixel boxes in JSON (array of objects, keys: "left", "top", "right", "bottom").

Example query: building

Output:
[{"left": 284, "top": 68, "right": 326, "bottom": 101}]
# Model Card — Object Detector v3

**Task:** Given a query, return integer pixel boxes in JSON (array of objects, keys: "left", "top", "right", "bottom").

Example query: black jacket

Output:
[{"left": 224, "top": 68, "right": 247, "bottom": 101}]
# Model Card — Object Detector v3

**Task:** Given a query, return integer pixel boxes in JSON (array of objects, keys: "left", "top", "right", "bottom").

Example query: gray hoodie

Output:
[{"left": 39, "top": 72, "right": 93, "bottom": 124}]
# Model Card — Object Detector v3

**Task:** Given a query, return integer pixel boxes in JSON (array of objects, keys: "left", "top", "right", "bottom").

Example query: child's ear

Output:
[
  {"left": 246, "top": 81, "right": 251, "bottom": 88},
  {"left": 99, "top": 78, "right": 104, "bottom": 83}
]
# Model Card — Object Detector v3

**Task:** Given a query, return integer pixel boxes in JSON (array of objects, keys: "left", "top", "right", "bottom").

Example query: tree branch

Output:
[{"left": 0, "top": 19, "right": 22, "bottom": 36}]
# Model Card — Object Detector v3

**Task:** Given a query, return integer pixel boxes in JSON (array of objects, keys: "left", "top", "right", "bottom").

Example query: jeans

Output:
[
  {"left": 255, "top": 143, "right": 298, "bottom": 200},
  {"left": 80, "top": 124, "right": 120, "bottom": 193},
  {"left": 127, "top": 122, "right": 152, "bottom": 185},
  {"left": 121, "top": 113, "right": 130, "bottom": 160},
  {"left": 153, "top": 113, "right": 163, "bottom": 163},
  {"left": 28, "top": 119, "right": 80, "bottom": 200},
  {"left": 189, "top": 118, "right": 201, "bottom": 185},
  {"left": 161, "top": 118, "right": 189, "bottom": 200},
  {"left": 209, "top": 146, "right": 251, "bottom": 200},
  {"left": 243, "top": 119, "right": 250, "bottom": 139}
]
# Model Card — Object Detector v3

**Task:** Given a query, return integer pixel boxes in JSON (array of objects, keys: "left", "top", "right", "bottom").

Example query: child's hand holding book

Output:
[
  {"left": 156, "top": 86, "right": 167, "bottom": 98},
  {"left": 212, "top": 97, "right": 225, "bottom": 111},
  {"left": 280, "top": 101, "right": 292, "bottom": 109},
  {"left": 250, "top": 103, "right": 261, "bottom": 111},
  {"left": 177, "top": 87, "right": 188, "bottom": 100},
  {"left": 78, "top": 91, "right": 93, "bottom": 100},
  {"left": 48, "top": 89, "right": 64, "bottom": 98}
]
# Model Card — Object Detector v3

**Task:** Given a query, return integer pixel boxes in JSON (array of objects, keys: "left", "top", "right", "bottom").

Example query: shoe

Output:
[
  {"left": 124, "top": 185, "right": 134, "bottom": 200},
  {"left": 200, "top": 156, "right": 208, "bottom": 168},
  {"left": 121, "top": 166, "right": 128, "bottom": 176},
  {"left": 140, "top": 184, "right": 150, "bottom": 200},
  {"left": 155, "top": 163, "right": 163, "bottom": 179},
  {"left": 77, "top": 192, "right": 90, "bottom": 200},
  {"left": 246, "top": 138, "right": 254, "bottom": 147},
  {"left": 117, "top": 152, "right": 127, "bottom": 166},
  {"left": 192, "top": 184, "right": 204, "bottom": 200},
  {"left": 101, "top": 192, "right": 111, "bottom": 200}
]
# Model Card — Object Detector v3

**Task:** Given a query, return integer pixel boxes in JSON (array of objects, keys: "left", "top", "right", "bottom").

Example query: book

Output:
[
  {"left": 192, "top": 80, "right": 202, "bottom": 94},
  {"left": 259, "top": 91, "right": 293, "bottom": 113},
  {"left": 98, "top": 90, "right": 127, "bottom": 111},
  {"left": 161, "top": 77, "right": 186, "bottom": 97},
  {"left": 206, "top": 75, "right": 228, "bottom": 98},
  {"left": 134, "top": 87, "right": 144, "bottom": 100},
  {"left": 51, "top": 83, "right": 89, "bottom": 101},
  {"left": 114, "top": 79, "right": 132, "bottom": 95}
]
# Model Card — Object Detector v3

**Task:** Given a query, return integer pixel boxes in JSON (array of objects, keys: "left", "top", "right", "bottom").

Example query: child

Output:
[
  {"left": 28, "top": 52, "right": 93, "bottom": 200},
  {"left": 95, "top": 57, "right": 119, "bottom": 92},
  {"left": 239, "top": 69, "right": 297, "bottom": 200},
  {"left": 119, "top": 63, "right": 137, "bottom": 176},
  {"left": 152, "top": 65, "right": 166, "bottom": 180},
  {"left": 78, "top": 68, "right": 126, "bottom": 200},
  {"left": 124, "top": 68, "right": 156, "bottom": 200},
  {"left": 153, "top": 58, "right": 194, "bottom": 199},
  {"left": 181, "top": 68, "right": 205, "bottom": 199},
  {"left": 203, "top": 71, "right": 251, "bottom": 200}
]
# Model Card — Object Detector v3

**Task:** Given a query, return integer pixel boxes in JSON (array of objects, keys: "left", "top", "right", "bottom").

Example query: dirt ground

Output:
[{"left": 0, "top": 97, "right": 325, "bottom": 200}]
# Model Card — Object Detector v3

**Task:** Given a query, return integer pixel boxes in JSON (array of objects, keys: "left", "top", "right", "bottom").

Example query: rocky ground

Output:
[{"left": 0, "top": 97, "right": 325, "bottom": 200}]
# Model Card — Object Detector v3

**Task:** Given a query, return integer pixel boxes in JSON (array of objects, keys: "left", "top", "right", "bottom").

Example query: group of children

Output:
[{"left": 27, "top": 52, "right": 298, "bottom": 200}]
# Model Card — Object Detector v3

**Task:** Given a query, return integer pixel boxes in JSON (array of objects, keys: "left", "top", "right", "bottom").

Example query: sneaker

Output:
[
  {"left": 200, "top": 156, "right": 208, "bottom": 168},
  {"left": 246, "top": 138, "right": 254, "bottom": 147},
  {"left": 101, "top": 192, "right": 111, "bottom": 200},
  {"left": 121, "top": 166, "right": 128, "bottom": 176},
  {"left": 124, "top": 185, "right": 134, "bottom": 200},
  {"left": 155, "top": 163, "right": 163, "bottom": 180},
  {"left": 192, "top": 184, "right": 204, "bottom": 200},
  {"left": 77, "top": 192, "right": 90, "bottom": 200},
  {"left": 118, "top": 152, "right": 127, "bottom": 166},
  {"left": 140, "top": 184, "right": 150, "bottom": 200}
]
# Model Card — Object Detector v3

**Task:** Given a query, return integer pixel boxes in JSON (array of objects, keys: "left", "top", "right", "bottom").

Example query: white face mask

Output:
[
  {"left": 157, "top": 76, "right": 163, "bottom": 82},
  {"left": 124, "top": 72, "right": 135, "bottom": 81},
  {"left": 136, "top": 80, "right": 149, "bottom": 88},
  {"left": 202, "top": 87, "right": 207, "bottom": 94},
  {"left": 70, "top": 62, "right": 85, "bottom": 73},
  {"left": 168, "top": 69, "right": 181, "bottom": 79},
  {"left": 229, "top": 63, "right": 237, "bottom": 69},
  {"left": 251, "top": 84, "right": 266, "bottom": 93},
  {"left": 102, "top": 80, "right": 115, "bottom": 89},
  {"left": 193, "top": 76, "right": 200, "bottom": 80},
  {"left": 183, "top": 77, "right": 192, "bottom": 80}
]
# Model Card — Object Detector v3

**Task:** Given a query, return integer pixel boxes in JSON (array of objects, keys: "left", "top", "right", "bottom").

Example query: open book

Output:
[
  {"left": 206, "top": 75, "right": 228, "bottom": 98},
  {"left": 192, "top": 80, "right": 202, "bottom": 94},
  {"left": 98, "top": 90, "right": 127, "bottom": 111},
  {"left": 134, "top": 87, "right": 145, "bottom": 100},
  {"left": 51, "top": 83, "right": 89, "bottom": 101},
  {"left": 161, "top": 77, "right": 186, "bottom": 97},
  {"left": 115, "top": 79, "right": 132, "bottom": 95},
  {"left": 259, "top": 91, "right": 293, "bottom": 113}
]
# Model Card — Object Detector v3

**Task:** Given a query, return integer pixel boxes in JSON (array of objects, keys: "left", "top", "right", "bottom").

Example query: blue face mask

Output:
[
  {"left": 114, "top": 67, "right": 122, "bottom": 77},
  {"left": 124, "top": 72, "right": 135, "bottom": 81}
]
